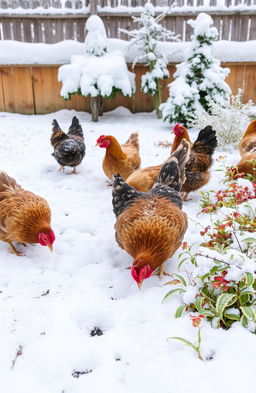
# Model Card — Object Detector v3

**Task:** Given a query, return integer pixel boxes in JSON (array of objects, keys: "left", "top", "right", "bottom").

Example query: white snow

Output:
[
  {"left": 84, "top": 15, "right": 108, "bottom": 57},
  {"left": 59, "top": 51, "right": 134, "bottom": 99},
  {"left": 0, "top": 108, "right": 255, "bottom": 393},
  {"left": 0, "top": 39, "right": 256, "bottom": 65}
]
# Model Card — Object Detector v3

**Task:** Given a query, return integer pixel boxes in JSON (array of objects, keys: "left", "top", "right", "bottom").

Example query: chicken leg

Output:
[
  {"left": 68, "top": 167, "right": 78, "bottom": 175},
  {"left": 7, "top": 241, "right": 24, "bottom": 256},
  {"left": 153, "top": 264, "right": 172, "bottom": 279}
]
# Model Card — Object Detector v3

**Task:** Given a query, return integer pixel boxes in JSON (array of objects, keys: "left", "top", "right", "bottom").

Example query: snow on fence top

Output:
[{"left": 1, "top": 0, "right": 256, "bottom": 12}]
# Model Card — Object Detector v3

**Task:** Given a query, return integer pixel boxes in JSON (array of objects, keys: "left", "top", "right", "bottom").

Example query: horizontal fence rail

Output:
[
  {"left": 0, "top": 63, "right": 255, "bottom": 115},
  {"left": 1, "top": 0, "right": 256, "bottom": 42},
  {"left": 1, "top": 0, "right": 256, "bottom": 9}
]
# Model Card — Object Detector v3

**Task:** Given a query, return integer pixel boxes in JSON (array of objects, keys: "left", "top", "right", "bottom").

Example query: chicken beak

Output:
[
  {"left": 137, "top": 281, "right": 143, "bottom": 290},
  {"left": 95, "top": 142, "right": 99, "bottom": 147},
  {"left": 47, "top": 245, "right": 53, "bottom": 252}
]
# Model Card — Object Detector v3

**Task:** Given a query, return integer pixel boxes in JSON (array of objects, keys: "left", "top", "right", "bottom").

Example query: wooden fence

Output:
[
  {"left": 1, "top": 0, "right": 256, "bottom": 42},
  {"left": 0, "top": 63, "right": 255, "bottom": 114}
]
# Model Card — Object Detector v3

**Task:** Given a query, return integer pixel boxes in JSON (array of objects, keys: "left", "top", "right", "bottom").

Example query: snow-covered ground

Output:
[{"left": 0, "top": 108, "right": 255, "bottom": 393}]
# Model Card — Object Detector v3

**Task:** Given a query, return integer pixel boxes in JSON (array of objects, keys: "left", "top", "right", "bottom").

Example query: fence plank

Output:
[
  {"left": 23, "top": 19, "right": 33, "bottom": 42},
  {"left": 76, "top": 18, "right": 86, "bottom": 41},
  {"left": 1, "top": 66, "right": 34, "bottom": 113},
  {"left": 224, "top": 63, "right": 246, "bottom": 95},
  {"left": 231, "top": 15, "right": 241, "bottom": 41},
  {"left": 243, "top": 64, "right": 256, "bottom": 103},
  {"left": 12, "top": 18, "right": 23, "bottom": 40},
  {"left": 2, "top": 19, "right": 13, "bottom": 39},
  {"left": 249, "top": 15, "right": 256, "bottom": 39},
  {"left": 0, "top": 70, "right": 5, "bottom": 111},
  {"left": 54, "top": 19, "right": 64, "bottom": 42},
  {"left": 44, "top": 19, "right": 55, "bottom": 43},
  {"left": 239, "top": 15, "right": 250, "bottom": 40},
  {"left": 32, "top": 66, "right": 66, "bottom": 113},
  {"left": 222, "top": 15, "right": 231, "bottom": 40}
]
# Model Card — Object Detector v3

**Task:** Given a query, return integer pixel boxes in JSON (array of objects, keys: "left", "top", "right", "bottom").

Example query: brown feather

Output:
[
  {"left": 237, "top": 158, "right": 256, "bottom": 177},
  {"left": 237, "top": 120, "right": 256, "bottom": 176}
]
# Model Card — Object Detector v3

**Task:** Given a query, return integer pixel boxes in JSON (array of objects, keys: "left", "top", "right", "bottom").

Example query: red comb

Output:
[
  {"left": 173, "top": 124, "right": 180, "bottom": 131},
  {"left": 96, "top": 135, "right": 106, "bottom": 143}
]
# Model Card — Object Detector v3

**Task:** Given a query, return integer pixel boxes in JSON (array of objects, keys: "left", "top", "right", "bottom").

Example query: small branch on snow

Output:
[
  {"left": 10, "top": 345, "right": 23, "bottom": 370},
  {"left": 196, "top": 253, "right": 242, "bottom": 270}
]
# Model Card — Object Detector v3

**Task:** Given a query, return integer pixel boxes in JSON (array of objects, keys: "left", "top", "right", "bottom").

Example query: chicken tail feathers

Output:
[
  {"left": 156, "top": 139, "right": 190, "bottom": 192},
  {"left": 51, "top": 119, "right": 67, "bottom": 147},
  {"left": 112, "top": 174, "right": 142, "bottom": 217},
  {"left": 0, "top": 171, "right": 20, "bottom": 200},
  {"left": 151, "top": 140, "right": 190, "bottom": 209},
  {"left": 125, "top": 132, "right": 139, "bottom": 151},
  {"left": 193, "top": 126, "right": 218, "bottom": 156},
  {"left": 68, "top": 116, "right": 84, "bottom": 138}
]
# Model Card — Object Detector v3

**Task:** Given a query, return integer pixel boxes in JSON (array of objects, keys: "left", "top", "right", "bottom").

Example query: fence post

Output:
[{"left": 89, "top": 0, "right": 98, "bottom": 15}]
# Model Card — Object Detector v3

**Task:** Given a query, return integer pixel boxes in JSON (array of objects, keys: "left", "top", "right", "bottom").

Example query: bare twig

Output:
[
  {"left": 196, "top": 253, "right": 242, "bottom": 270},
  {"left": 11, "top": 345, "right": 23, "bottom": 369}
]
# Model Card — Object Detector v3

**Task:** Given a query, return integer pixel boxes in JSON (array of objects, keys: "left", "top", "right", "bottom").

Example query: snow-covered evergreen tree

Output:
[
  {"left": 121, "top": 2, "right": 179, "bottom": 118},
  {"left": 58, "top": 15, "right": 135, "bottom": 122},
  {"left": 161, "top": 12, "right": 231, "bottom": 126}
]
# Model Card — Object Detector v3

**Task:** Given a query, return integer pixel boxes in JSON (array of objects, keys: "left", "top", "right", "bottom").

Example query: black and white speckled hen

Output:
[{"left": 51, "top": 117, "right": 86, "bottom": 174}]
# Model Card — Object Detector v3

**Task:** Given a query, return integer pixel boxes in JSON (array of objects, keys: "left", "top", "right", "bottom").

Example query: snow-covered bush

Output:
[
  {"left": 163, "top": 165, "right": 256, "bottom": 334},
  {"left": 120, "top": 2, "right": 179, "bottom": 118},
  {"left": 189, "top": 89, "right": 256, "bottom": 148},
  {"left": 161, "top": 12, "right": 231, "bottom": 126},
  {"left": 58, "top": 15, "right": 135, "bottom": 122}
]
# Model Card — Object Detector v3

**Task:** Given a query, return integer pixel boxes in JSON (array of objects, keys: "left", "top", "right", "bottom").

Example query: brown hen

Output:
[
  {"left": 172, "top": 124, "right": 217, "bottom": 201},
  {"left": 96, "top": 133, "right": 141, "bottom": 180},
  {"left": 0, "top": 171, "right": 55, "bottom": 255},
  {"left": 237, "top": 120, "right": 256, "bottom": 177},
  {"left": 112, "top": 139, "right": 190, "bottom": 288}
]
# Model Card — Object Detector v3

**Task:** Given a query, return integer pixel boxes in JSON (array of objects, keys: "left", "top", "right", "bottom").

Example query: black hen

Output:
[{"left": 51, "top": 117, "right": 86, "bottom": 174}]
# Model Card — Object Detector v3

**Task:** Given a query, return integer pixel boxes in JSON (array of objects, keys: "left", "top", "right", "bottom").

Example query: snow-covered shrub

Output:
[
  {"left": 58, "top": 15, "right": 135, "bottom": 122},
  {"left": 120, "top": 2, "right": 179, "bottom": 118},
  {"left": 161, "top": 12, "right": 231, "bottom": 126},
  {"left": 189, "top": 89, "right": 256, "bottom": 148}
]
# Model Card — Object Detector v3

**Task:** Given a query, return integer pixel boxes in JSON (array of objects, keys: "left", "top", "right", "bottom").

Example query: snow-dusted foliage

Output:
[
  {"left": 120, "top": 2, "right": 179, "bottom": 118},
  {"left": 161, "top": 12, "right": 231, "bottom": 125},
  {"left": 58, "top": 15, "right": 134, "bottom": 101},
  {"left": 84, "top": 15, "right": 108, "bottom": 57},
  {"left": 189, "top": 89, "right": 256, "bottom": 147}
]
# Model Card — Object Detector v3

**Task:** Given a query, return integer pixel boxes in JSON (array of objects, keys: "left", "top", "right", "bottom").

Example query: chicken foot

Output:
[
  {"left": 59, "top": 166, "right": 65, "bottom": 172},
  {"left": 153, "top": 264, "right": 171, "bottom": 279},
  {"left": 7, "top": 241, "right": 24, "bottom": 256},
  {"left": 68, "top": 167, "right": 78, "bottom": 175},
  {"left": 182, "top": 192, "right": 192, "bottom": 202}
]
